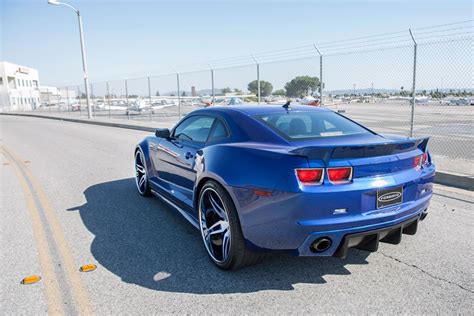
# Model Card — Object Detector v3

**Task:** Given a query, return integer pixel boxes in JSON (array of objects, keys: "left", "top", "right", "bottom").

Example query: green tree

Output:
[
  {"left": 284, "top": 76, "right": 320, "bottom": 98},
  {"left": 155, "top": 90, "right": 160, "bottom": 96},
  {"left": 248, "top": 80, "right": 273, "bottom": 97},
  {"left": 234, "top": 88, "right": 244, "bottom": 95},
  {"left": 181, "top": 91, "right": 187, "bottom": 97},
  {"left": 400, "top": 87, "right": 409, "bottom": 97},
  {"left": 221, "top": 87, "right": 232, "bottom": 94},
  {"left": 273, "top": 89, "right": 286, "bottom": 96}
]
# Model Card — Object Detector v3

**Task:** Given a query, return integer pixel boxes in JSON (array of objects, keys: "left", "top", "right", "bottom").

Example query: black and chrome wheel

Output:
[
  {"left": 198, "top": 181, "right": 264, "bottom": 269},
  {"left": 135, "top": 148, "right": 151, "bottom": 196}
]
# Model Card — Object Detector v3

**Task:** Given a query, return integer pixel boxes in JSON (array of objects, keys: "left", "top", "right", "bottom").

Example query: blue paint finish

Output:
[{"left": 136, "top": 105, "right": 435, "bottom": 256}]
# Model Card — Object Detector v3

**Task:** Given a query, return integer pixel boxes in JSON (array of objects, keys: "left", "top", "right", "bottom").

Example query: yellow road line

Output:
[
  {"left": 1, "top": 149, "right": 64, "bottom": 315},
  {"left": 2, "top": 145, "right": 93, "bottom": 315}
]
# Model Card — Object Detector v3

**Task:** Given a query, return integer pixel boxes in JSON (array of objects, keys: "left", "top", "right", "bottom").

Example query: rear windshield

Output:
[{"left": 255, "top": 111, "right": 371, "bottom": 140}]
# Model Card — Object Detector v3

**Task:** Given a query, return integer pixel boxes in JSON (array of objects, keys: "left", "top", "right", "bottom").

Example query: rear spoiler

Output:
[{"left": 290, "top": 137, "right": 429, "bottom": 163}]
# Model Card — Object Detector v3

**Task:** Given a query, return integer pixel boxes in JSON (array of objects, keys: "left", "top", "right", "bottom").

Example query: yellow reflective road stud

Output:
[
  {"left": 21, "top": 275, "right": 41, "bottom": 285},
  {"left": 79, "top": 264, "right": 97, "bottom": 272}
]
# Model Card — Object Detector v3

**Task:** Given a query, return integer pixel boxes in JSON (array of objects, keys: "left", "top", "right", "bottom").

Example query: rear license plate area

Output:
[{"left": 377, "top": 186, "right": 403, "bottom": 209}]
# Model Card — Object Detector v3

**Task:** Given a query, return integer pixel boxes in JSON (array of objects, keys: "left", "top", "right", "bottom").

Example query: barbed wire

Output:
[
  {"left": 411, "top": 19, "right": 472, "bottom": 30},
  {"left": 60, "top": 20, "right": 473, "bottom": 86}
]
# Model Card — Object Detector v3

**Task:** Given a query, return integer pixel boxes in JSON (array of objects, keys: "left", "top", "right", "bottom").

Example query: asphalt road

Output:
[{"left": 1, "top": 115, "right": 473, "bottom": 314}]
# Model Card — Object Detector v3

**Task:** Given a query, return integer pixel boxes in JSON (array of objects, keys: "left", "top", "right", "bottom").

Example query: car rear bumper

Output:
[
  {"left": 226, "top": 166, "right": 435, "bottom": 256},
  {"left": 333, "top": 212, "right": 425, "bottom": 259},
  {"left": 295, "top": 199, "right": 429, "bottom": 257}
]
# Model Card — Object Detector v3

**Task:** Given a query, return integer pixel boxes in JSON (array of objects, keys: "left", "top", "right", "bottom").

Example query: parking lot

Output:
[{"left": 1, "top": 115, "right": 472, "bottom": 314}]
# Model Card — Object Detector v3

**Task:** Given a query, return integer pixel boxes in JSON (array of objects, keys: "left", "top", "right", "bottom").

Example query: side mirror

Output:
[{"left": 155, "top": 128, "right": 170, "bottom": 138}]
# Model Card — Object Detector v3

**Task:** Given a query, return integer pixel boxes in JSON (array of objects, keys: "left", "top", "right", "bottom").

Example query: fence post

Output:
[
  {"left": 78, "top": 85, "right": 82, "bottom": 116},
  {"left": 314, "top": 45, "right": 323, "bottom": 106},
  {"left": 176, "top": 73, "right": 181, "bottom": 119},
  {"left": 409, "top": 28, "right": 418, "bottom": 138},
  {"left": 90, "top": 83, "right": 94, "bottom": 114},
  {"left": 251, "top": 54, "right": 260, "bottom": 104},
  {"left": 66, "top": 86, "right": 70, "bottom": 114},
  {"left": 208, "top": 64, "right": 215, "bottom": 104},
  {"left": 148, "top": 76, "right": 152, "bottom": 121},
  {"left": 58, "top": 89, "right": 61, "bottom": 113},
  {"left": 106, "top": 81, "right": 111, "bottom": 119},
  {"left": 125, "top": 79, "right": 130, "bottom": 120},
  {"left": 29, "top": 89, "right": 33, "bottom": 111}
]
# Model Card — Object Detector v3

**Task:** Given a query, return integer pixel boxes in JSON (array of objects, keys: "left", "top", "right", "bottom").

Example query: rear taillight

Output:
[
  {"left": 328, "top": 167, "right": 353, "bottom": 183},
  {"left": 295, "top": 168, "right": 324, "bottom": 185},
  {"left": 414, "top": 155, "right": 422, "bottom": 169},
  {"left": 422, "top": 152, "right": 429, "bottom": 166}
]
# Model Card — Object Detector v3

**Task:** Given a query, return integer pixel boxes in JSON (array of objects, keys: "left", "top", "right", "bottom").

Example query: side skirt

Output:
[{"left": 151, "top": 189, "right": 200, "bottom": 230}]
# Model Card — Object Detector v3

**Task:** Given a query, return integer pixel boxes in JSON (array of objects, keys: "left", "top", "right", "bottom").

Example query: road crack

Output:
[{"left": 379, "top": 251, "right": 474, "bottom": 294}]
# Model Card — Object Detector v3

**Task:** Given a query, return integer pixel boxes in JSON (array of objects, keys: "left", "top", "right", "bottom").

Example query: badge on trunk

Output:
[{"left": 377, "top": 187, "right": 403, "bottom": 209}]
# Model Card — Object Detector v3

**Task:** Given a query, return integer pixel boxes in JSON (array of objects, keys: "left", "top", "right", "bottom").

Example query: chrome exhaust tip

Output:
[
  {"left": 310, "top": 237, "right": 333, "bottom": 253},
  {"left": 420, "top": 211, "right": 428, "bottom": 221}
]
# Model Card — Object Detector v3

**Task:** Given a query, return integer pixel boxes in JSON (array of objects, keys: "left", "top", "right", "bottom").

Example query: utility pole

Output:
[
  {"left": 314, "top": 45, "right": 323, "bottom": 106},
  {"left": 409, "top": 28, "right": 418, "bottom": 137},
  {"left": 251, "top": 54, "right": 260, "bottom": 104}
]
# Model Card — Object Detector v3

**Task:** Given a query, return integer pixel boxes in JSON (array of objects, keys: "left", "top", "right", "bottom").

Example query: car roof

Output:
[{"left": 193, "top": 104, "right": 332, "bottom": 116}]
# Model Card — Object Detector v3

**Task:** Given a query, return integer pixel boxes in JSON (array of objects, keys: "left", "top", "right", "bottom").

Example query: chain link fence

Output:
[{"left": 6, "top": 21, "right": 473, "bottom": 175}]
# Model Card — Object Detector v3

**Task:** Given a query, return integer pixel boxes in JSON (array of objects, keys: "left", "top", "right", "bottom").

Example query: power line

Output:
[
  {"left": 414, "top": 25, "right": 473, "bottom": 35},
  {"left": 78, "top": 20, "right": 474, "bottom": 84},
  {"left": 412, "top": 19, "right": 473, "bottom": 31}
]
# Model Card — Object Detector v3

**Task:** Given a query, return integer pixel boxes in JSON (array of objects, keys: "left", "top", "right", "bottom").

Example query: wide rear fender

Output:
[{"left": 197, "top": 144, "right": 308, "bottom": 193}]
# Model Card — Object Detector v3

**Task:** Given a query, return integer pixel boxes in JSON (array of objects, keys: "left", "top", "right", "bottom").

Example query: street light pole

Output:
[
  {"left": 250, "top": 54, "right": 260, "bottom": 104},
  {"left": 48, "top": 0, "right": 92, "bottom": 119}
]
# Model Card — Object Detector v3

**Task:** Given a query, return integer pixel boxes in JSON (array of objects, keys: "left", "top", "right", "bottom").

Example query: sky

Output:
[{"left": 1, "top": 0, "right": 472, "bottom": 93}]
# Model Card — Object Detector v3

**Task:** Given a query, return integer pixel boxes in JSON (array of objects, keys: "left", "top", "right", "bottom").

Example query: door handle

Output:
[{"left": 185, "top": 152, "right": 194, "bottom": 159}]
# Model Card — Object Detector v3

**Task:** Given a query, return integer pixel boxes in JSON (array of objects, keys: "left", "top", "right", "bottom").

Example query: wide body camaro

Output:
[{"left": 134, "top": 104, "right": 435, "bottom": 270}]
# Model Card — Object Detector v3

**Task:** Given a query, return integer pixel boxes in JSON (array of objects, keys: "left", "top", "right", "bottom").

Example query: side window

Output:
[
  {"left": 323, "top": 120, "right": 336, "bottom": 130},
  {"left": 208, "top": 119, "right": 229, "bottom": 142},
  {"left": 173, "top": 116, "right": 215, "bottom": 143}
]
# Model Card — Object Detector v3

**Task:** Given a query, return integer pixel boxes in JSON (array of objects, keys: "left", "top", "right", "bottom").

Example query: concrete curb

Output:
[
  {"left": 434, "top": 172, "right": 473, "bottom": 191},
  {"left": 1, "top": 112, "right": 157, "bottom": 132},
  {"left": 2, "top": 112, "right": 473, "bottom": 191}
]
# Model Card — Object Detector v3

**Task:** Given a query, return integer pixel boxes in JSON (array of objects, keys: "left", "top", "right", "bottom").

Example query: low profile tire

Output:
[
  {"left": 198, "top": 180, "right": 264, "bottom": 270},
  {"left": 134, "top": 148, "right": 151, "bottom": 196}
]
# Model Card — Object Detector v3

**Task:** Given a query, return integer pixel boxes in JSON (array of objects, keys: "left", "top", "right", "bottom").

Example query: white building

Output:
[
  {"left": 38, "top": 86, "right": 77, "bottom": 106},
  {"left": 0, "top": 61, "right": 41, "bottom": 111},
  {"left": 39, "top": 86, "right": 61, "bottom": 104}
]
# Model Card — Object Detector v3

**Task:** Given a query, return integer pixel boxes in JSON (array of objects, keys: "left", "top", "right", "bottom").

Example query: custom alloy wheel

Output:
[
  {"left": 198, "top": 181, "right": 265, "bottom": 270},
  {"left": 199, "top": 187, "right": 231, "bottom": 264},
  {"left": 135, "top": 149, "right": 150, "bottom": 196}
]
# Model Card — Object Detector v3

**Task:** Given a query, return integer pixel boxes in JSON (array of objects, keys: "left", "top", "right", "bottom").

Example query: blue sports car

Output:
[{"left": 134, "top": 104, "right": 435, "bottom": 269}]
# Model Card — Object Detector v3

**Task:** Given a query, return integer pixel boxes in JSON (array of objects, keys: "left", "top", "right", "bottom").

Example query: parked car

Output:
[
  {"left": 134, "top": 104, "right": 435, "bottom": 269},
  {"left": 70, "top": 103, "right": 81, "bottom": 111}
]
